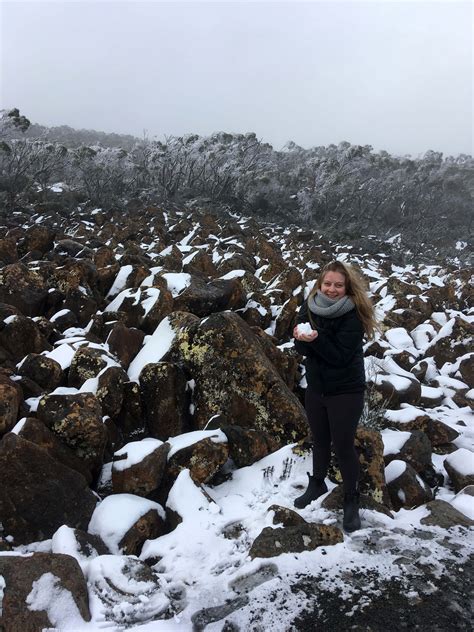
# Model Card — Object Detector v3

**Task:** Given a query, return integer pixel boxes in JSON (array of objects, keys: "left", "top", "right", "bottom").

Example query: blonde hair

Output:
[{"left": 308, "top": 261, "right": 378, "bottom": 339}]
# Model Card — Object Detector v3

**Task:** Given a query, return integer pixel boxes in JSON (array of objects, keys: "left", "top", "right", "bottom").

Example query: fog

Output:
[{"left": 1, "top": 0, "right": 472, "bottom": 156}]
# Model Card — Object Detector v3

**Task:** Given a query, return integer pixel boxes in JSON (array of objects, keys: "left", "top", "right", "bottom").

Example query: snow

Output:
[
  {"left": 106, "top": 265, "right": 133, "bottom": 298},
  {"left": 10, "top": 418, "right": 27, "bottom": 434},
  {"left": 88, "top": 494, "right": 166, "bottom": 555},
  {"left": 141, "top": 288, "right": 161, "bottom": 318},
  {"left": 444, "top": 448, "right": 474, "bottom": 477},
  {"left": 49, "top": 308, "right": 72, "bottom": 322},
  {"left": 26, "top": 572, "right": 87, "bottom": 629},
  {"left": 127, "top": 316, "right": 176, "bottom": 382},
  {"left": 166, "top": 469, "right": 220, "bottom": 520},
  {"left": 161, "top": 272, "right": 191, "bottom": 297},
  {"left": 384, "top": 406, "right": 425, "bottom": 424},
  {"left": 385, "top": 459, "right": 407, "bottom": 483},
  {"left": 296, "top": 322, "right": 315, "bottom": 335},
  {"left": 167, "top": 429, "right": 227, "bottom": 460},
  {"left": 375, "top": 373, "right": 413, "bottom": 392},
  {"left": 381, "top": 429, "right": 411, "bottom": 456},
  {"left": 385, "top": 327, "right": 417, "bottom": 353},
  {"left": 113, "top": 438, "right": 164, "bottom": 472},
  {"left": 104, "top": 287, "right": 141, "bottom": 312},
  {"left": 450, "top": 489, "right": 474, "bottom": 520},
  {"left": 219, "top": 269, "right": 246, "bottom": 280}
]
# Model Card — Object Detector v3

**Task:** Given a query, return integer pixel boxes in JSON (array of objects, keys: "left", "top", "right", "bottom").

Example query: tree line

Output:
[{"left": 1, "top": 108, "right": 472, "bottom": 249}]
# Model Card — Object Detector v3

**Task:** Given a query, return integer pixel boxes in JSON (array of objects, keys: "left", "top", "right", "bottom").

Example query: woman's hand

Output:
[{"left": 293, "top": 325, "right": 318, "bottom": 342}]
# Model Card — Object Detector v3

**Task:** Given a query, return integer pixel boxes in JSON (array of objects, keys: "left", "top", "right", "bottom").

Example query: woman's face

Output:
[{"left": 321, "top": 271, "right": 347, "bottom": 299}]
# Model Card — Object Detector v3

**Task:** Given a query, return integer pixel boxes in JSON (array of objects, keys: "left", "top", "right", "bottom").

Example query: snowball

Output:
[{"left": 296, "top": 322, "right": 315, "bottom": 335}]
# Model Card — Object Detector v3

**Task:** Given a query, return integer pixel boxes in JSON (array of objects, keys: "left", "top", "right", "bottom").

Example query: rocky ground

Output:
[{"left": 0, "top": 198, "right": 472, "bottom": 631}]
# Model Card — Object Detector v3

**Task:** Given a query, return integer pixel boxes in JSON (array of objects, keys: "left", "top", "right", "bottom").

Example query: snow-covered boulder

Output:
[
  {"left": 167, "top": 430, "right": 229, "bottom": 485},
  {"left": 17, "top": 353, "right": 63, "bottom": 391},
  {"left": 0, "top": 552, "right": 91, "bottom": 631},
  {"left": 88, "top": 494, "right": 166, "bottom": 555},
  {"left": 86, "top": 555, "right": 170, "bottom": 627},
  {"left": 444, "top": 448, "right": 474, "bottom": 493},
  {"left": 112, "top": 438, "right": 170, "bottom": 497},
  {"left": 385, "top": 459, "right": 432, "bottom": 511},
  {"left": 420, "top": 500, "right": 473, "bottom": 529},
  {"left": 450, "top": 485, "right": 474, "bottom": 520},
  {"left": 51, "top": 525, "right": 110, "bottom": 567}
]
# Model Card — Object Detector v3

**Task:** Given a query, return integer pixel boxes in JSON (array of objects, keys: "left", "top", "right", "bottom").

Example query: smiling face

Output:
[{"left": 321, "top": 270, "right": 347, "bottom": 299}]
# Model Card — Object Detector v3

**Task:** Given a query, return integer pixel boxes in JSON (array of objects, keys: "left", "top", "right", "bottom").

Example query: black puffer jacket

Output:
[{"left": 294, "top": 300, "right": 366, "bottom": 395}]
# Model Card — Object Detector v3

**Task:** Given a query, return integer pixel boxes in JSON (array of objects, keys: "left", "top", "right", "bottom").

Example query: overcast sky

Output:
[{"left": 1, "top": 1, "right": 472, "bottom": 156}]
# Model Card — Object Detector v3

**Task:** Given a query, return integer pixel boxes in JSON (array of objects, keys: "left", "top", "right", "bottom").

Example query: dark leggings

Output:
[{"left": 305, "top": 389, "right": 365, "bottom": 493}]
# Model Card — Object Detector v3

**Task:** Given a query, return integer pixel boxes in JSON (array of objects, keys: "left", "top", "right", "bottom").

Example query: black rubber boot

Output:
[
  {"left": 294, "top": 473, "right": 328, "bottom": 509},
  {"left": 343, "top": 491, "right": 361, "bottom": 532}
]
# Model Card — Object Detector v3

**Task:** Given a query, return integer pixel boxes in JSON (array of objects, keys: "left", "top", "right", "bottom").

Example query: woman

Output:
[{"left": 292, "top": 261, "right": 377, "bottom": 532}]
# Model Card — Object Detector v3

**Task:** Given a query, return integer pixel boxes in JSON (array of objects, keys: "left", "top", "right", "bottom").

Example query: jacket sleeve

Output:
[
  {"left": 293, "top": 300, "right": 315, "bottom": 357},
  {"left": 306, "top": 312, "right": 364, "bottom": 367}
]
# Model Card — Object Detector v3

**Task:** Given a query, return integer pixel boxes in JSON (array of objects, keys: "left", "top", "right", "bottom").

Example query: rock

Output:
[
  {"left": 321, "top": 486, "right": 393, "bottom": 517},
  {"left": 51, "top": 525, "right": 110, "bottom": 560},
  {"left": 385, "top": 460, "right": 432, "bottom": 511},
  {"left": 458, "top": 354, "right": 474, "bottom": 388},
  {"left": 21, "top": 225, "right": 55, "bottom": 254},
  {"left": 0, "top": 433, "right": 97, "bottom": 544},
  {"left": 104, "top": 286, "right": 173, "bottom": 334},
  {"left": 37, "top": 392, "right": 107, "bottom": 476},
  {"left": 0, "top": 552, "right": 91, "bottom": 632},
  {"left": 450, "top": 485, "right": 474, "bottom": 520},
  {"left": 388, "top": 308, "right": 425, "bottom": 330},
  {"left": 274, "top": 295, "right": 299, "bottom": 340},
  {"left": 68, "top": 346, "right": 109, "bottom": 388},
  {"left": 168, "top": 437, "right": 229, "bottom": 485},
  {"left": 268, "top": 504, "right": 307, "bottom": 527},
  {"left": 251, "top": 327, "right": 299, "bottom": 389},
  {"left": 221, "top": 424, "right": 280, "bottom": 467},
  {"left": 386, "top": 414, "right": 459, "bottom": 447},
  {"left": 328, "top": 427, "right": 391, "bottom": 507},
  {"left": 420, "top": 500, "right": 474, "bottom": 528},
  {"left": 444, "top": 448, "right": 474, "bottom": 493},
  {"left": 88, "top": 494, "right": 166, "bottom": 556},
  {"left": 0, "top": 235, "right": 18, "bottom": 264},
  {"left": 249, "top": 523, "right": 343, "bottom": 558},
  {"left": 106, "top": 321, "right": 145, "bottom": 369},
  {"left": 168, "top": 311, "right": 308, "bottom": 443},
  {"left": 49, "top": 308, "right": 79, "bottom": 332},
  {"left": 95, "top": 365, "right": 128, "bottom": 418},
  {"left": 384, "top": 429, "right": 435, "bottom": 480},
  {"left": 426, "top": 317, "right": 474, "bottom": 366},
  {"left": 115, "top": 380, "right": 147, "bottom": 442},
  {"left": 112, "top": 439, "right": 170, "bottom": 498},
  {"left": 0, "top": 262, "right": 48, "bottom": 316},
  {"left": 0, "top": 314, "right": 52, "bottom": 362},
  {"left": 183, "top": 249, "right": 218, "bottom": 277},
  {"left": 16, "top": 417, "right": 93, "bottom": 483},
  {"left": 191, "top": 597, "right": 249, "bottom": 631},
  {"left": 119, "top": 508, "right": 166, "bottom": 556},
  {"left": 173, "top": 275, "right": 246, "bottom": 317},
  {"left": 17, "top": 353, "right": 63, "bottom": 390},
  {"left": 372, "top": 373, "right": 421, "bottom": 408},
  {"left": 0, "top": 374, "right": 22, "bottom": 436},
  {"left": 140, "top": 362, "right": 190, "bottom": 440},
  {"left": 86, "top": 555, "right": 169, "bottom": 627}
]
